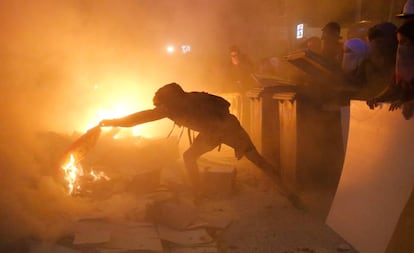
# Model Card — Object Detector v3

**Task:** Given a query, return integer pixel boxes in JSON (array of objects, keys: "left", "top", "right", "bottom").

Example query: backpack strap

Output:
[
  {"left": 187, "top": 128, "right": 193, "bottom": 145},
  {"left": 166, "top": 122, "right": 176, "bottom": 139}
]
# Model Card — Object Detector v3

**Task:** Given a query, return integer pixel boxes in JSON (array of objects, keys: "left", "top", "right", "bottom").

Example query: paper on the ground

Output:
[
  {"left": 169, "top": 246, "right": 219, "bottom": 253},
  {"left": 102, "top": 222, "right": 163, "bottom": 252},
  {"left": 30, "top": 243, "right": 81, "bottom": 253},
  {"left": 157, "top": 225, "right": 213, "bottom": 246},
  {"left": 73, "top": 219, "right": 163, "bottom": 252},
  {"left": 73, "top": 229, "right": 111, "bottom": 245}
]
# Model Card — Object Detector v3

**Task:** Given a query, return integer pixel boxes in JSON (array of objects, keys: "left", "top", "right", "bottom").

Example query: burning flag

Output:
[
  {"left": 63, "top": 126, "right": 102, "bottom": 163},
  {"left": 60, "top": 126, "right": 109, "bottom": 195}
]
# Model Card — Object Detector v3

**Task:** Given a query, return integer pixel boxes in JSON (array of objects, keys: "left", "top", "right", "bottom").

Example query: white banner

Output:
[{"left": 327, "top": 100, "right": 414, "bottom": 253}]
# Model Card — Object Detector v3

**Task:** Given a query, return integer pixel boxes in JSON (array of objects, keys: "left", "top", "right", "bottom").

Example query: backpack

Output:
[
  {"left": 153, "top": 83, "right": 231, "bottom": 128},
  {"left": 187, "top": 91, "right": 231, "bottom": 119}
]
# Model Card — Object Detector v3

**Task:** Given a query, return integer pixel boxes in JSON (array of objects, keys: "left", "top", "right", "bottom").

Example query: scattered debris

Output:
[
  {"left": 73, "top": 229, "right": 111, "bottom": 245},
  {"left": 157, "top": 225, "right": 214, "bottom": 246},
  {"left": 30, "top": 242, "right": 81, "bottom": 253},
  {"left": 337, "top": 243, "right": 352, "bottom": 252},
  {"left": 26, "top": 130, "right": 351, "bottom": 253},
  {"left": 296, "top": 247, "right": 316, "bottom": 253},
  {"left": 101, "top": 222, "right": 163, "bottom": 252},
  {"left": 146, "top": 195, "right": 199, "bottom": 230},
  {"left": 202, "top": 165, "right": 236, "bottom": 197},
  {"left": 169, "top": 245, "right": 219, "bottom": 253},
  {"left": 127, "top": 168, "right": 162, "bottom": 195}
]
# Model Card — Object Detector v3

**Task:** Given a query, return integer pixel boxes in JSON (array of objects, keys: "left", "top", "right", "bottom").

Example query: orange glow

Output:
[
  {"left": 90, "top": 103, "right": 148, "bottom": 139},
  {"left": 78, "top": 79, "right": 159, "bottom": 139},
  {"left": 61, "top": 78, "right": 172, "bottom": 140}
]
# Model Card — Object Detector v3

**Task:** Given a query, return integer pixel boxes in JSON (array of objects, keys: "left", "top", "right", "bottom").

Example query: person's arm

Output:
[{"left": 99, "top": 108, "right": 166, "bottom": 127}]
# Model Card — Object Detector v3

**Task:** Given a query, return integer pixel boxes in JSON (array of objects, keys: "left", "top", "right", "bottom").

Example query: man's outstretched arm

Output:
[{"left": 99, "top": 108, "right": 166, "bottom": 127}]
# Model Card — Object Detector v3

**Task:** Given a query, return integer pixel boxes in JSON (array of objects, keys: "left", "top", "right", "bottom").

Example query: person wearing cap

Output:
[
  {"left": 396, "top": 0, "right": 414, "bottom": 20},
  {"left": 321, "top": 21, "right": 343, "bottom": 64},
  {"left": 367, "top": 1, "right": 414, "bottom": 119}
]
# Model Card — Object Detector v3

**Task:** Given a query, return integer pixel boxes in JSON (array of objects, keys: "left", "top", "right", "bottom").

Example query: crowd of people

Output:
[{"left": 222, "top": 0, "right": 414, "bottom": 120}]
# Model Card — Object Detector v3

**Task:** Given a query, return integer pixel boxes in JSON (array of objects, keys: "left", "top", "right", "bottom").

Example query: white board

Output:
[{"left": 327, "top": 100, "right": 414, "bottom": 253}]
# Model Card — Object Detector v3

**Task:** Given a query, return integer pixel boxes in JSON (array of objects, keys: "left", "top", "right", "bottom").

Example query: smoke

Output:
[
  {"left": 0, "top": 0, "right": 182, "bottom": 246},
  {"left": 0, "top": 0, "right": 399, "bottom": 248}
]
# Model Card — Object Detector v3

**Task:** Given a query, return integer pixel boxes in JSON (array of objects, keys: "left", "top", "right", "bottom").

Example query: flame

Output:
[
  {"left": 90, "top": 170, "right": 110, "bottom": 181},
  {"left": 60, "top": 154, "right": 111, "bottom": 195},
  {"left": 61, "top": 153, "right": 84, "bottom": 195}
]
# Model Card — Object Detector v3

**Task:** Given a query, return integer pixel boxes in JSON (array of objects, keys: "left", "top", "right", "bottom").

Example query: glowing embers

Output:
[{"left": 60, "top": 153, "right": 110, "bottom": 196}]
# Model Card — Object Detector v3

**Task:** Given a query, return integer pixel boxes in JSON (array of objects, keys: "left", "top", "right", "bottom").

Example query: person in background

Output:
[
  {"left": 360, "top": 22, "right": 398, "bottom": 98},
  {"left": 307, "top": 36, "right": 323, "bottom": 54},
  {"left": 226, "top": 45, "right": 255, "bottom": 93},
  {"left": 367, "top": 1, "right": 414, "bottom": 119},
  {"left": 300, "top": 36, "right": 323, "bottom": 54},
  {"left": 367, "top": 22, "right": 398, "bottom": 74},
  {"left": 321, "top": 21, "right": 343, "bottom": 65}
]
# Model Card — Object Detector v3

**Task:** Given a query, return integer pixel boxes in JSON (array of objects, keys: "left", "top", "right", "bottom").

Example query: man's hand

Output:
[
  {"left": 389, "top": 100, "right": 404, "bottom": 111},
  {"left": 99, "top": 119, "right": 117, "bottom": 127},
  {"left": 366, "top": 98, "right": 381, "bottom": 110}
]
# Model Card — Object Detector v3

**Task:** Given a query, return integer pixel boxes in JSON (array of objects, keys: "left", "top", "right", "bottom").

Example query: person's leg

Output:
[
  {"left": 244, "top": 148, "right": 279, "bottom": 178},
  {"left": 222, "top": 116, "right": 305, "bottom": 209},
  {"left": 220, "top": 116, "right": 280, "bottom": 177},
  {"left": 244, "top": 148, "right": 305, "bottom": 209},
  {"left": 244, "top": 148, "right": 304, "bottom": 209},
  {"left": 182, "top": 133, "right": 220, "bottom": 196}
]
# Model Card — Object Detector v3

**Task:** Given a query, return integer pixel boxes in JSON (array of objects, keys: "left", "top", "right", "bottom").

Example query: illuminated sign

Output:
[
  {"left": 181, "top": 45, "right": 191, "bottom": 54},
  {"left": 296, "top": 23, "right": 304, "bottom": 39}
]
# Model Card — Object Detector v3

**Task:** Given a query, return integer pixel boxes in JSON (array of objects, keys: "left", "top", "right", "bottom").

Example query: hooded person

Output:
[
  {"left": 359, "top": 22, "right": 399, "bottom": 97},
  {"left": 394, "top": 0, "right": 414, "bottom": 92},
  {"left": 392, "top": 19, "right": 414, "bottom": 118},
  {"left": 342, "top": 38, "right": 369, "bottom": 86},
  {"left": 367, "top": 19, "right": 414, "bottom": 119},
  {"left": 99, "top": 83, "right": 302, "bottom": 208}
]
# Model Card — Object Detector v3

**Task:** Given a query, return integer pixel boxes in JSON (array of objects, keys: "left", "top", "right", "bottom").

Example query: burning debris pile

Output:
[
  {"left": 17, "top": 126, "right": 233, "bottom": 253},
  {"left": 55, "top": 126, "right": 178, "bottom": 198},
  {"left": 59, "top": 126, "right": 110, "bottom": 196}
]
